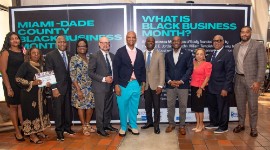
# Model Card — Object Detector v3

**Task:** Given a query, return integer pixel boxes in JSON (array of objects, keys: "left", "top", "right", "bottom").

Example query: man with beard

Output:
[
  {"left": 88, "top": 36, "right": 118, "bottom": 137},
  {"left": 164, "top": 36, "right": 193, "bottom": 135},
  {"left": 233, "top": 26, "right": 267, "bottom": 137},
  {"left": 141, "top": 36, "right": 165, "bottom": 134}
]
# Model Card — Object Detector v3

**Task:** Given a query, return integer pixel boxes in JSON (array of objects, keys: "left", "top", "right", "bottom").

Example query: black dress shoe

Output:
[
  {"left": 250, "top": 128, "right": 258, "bottom": 137},
  {"left": 233, "top": 125, "right": 245, "bottom": 133},
  {"left": 104, "top": 125, "right": 118, "bottom": 132},
  {"left": 154, "top": 127, "right": 160, "bottom": 134},
  {"left": 64, "top": 129, "right": 76, "bottom": 135},
  {"left": 141, "top": 123, "right": 154, "bottom": 129},
  {"left": 97, "top": 130, "right": 109, "bottom": 137},
  {"left": 56, "top": 131, "right": 64, "bottom": 141},
  {"left": 128, "top": 128, "right": 140, "bottom": 135}
]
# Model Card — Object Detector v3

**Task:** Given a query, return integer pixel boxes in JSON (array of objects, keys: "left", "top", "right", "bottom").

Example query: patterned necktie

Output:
[
  {"left": 211, "top": 50, "right": 217, "bottom": 62},
  {"left": 105, "top": 54, "right": 112, "bottom": 75},
  {"left": 147, "top": 51, "right": 151, "bottom": 69},
  {"left": 61, "top": 52, "right": 68, "bottom": 70}
]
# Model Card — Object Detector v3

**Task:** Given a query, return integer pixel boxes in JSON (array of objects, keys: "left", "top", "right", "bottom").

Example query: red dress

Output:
[{"left": 190, "top": 61, "right": 212, "bottom": 112}]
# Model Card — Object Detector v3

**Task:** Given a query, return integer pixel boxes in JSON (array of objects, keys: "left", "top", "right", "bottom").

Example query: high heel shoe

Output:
[
  {"left": 30, "top": 138, "right": 43, "bottom": 144},
  {"left": 192, "top": 128, "right": 197, "bottom": 131},
  {"left": 14, "top": 133, "right": 25, "bottom": 141},
  {"left": 195, "top": 127, "right": 204, "bottom": 132}
]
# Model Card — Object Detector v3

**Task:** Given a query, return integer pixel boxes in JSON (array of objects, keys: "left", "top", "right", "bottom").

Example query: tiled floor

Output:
[{"left": 0, "top": 93, "right": 270, "bottom": 150}]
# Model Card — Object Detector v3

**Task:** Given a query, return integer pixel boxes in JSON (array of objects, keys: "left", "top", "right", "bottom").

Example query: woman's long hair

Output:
[{"left": 1, "top": 32, "right": 23, "bottom": 54}]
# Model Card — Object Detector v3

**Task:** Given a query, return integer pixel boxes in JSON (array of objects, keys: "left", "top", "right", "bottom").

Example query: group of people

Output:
[{"left": 0, "top": 25, "right": 266, "bottom": 144}]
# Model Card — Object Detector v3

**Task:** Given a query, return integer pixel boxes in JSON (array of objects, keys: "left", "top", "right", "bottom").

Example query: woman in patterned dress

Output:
[
  {"left": 70, "top": 38, "right": 95, "bottom": 136},
  {"left": 15, "top": 47, "right": 51, "bottom": 144},
  {"left": 0, "top": 32, "right": 25, "bottom": 141}
]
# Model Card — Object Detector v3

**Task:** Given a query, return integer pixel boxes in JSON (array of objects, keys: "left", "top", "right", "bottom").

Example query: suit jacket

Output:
[
  {"left": 165, "top": 48, "right": 193, "bottom": 89},
  {"left": 207, "top": 48, "right": 235, "bottom": 94},
  {"left": 113, "top": 45, "right": 146, "bottom": 87},
  {"left": 88, "top": 50, "right": 115, "bottom": 93},
  {"left": 45, "top": 49, "right": 71, "bottom": 95},
  {"left": 144, "top": 50, "right": 165, "bottom": 90},
  {"left": 233, "top": 39, "right": 267, "bottom": 86}
]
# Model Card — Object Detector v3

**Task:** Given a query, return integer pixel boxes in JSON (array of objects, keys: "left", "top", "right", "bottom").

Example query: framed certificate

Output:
[{"left": 35, "top": 71, "right": 57, "bottom": 87}]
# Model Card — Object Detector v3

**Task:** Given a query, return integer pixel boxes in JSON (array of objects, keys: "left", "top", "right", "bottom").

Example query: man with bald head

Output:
[
  {"left": 88, "top": 36, "right": 118, "bottom": 137},
  {"left": 113, "top": 31, "right": 146, "bottom": 136},
  {"left": 165, "top": 36, "right": 193, "bottom": 135},
  {"left": 205, "top": 35, "right": 235, "bottom": 134},
  {"left": 45, "top": 35, "right": 75, "bottom": 141}
]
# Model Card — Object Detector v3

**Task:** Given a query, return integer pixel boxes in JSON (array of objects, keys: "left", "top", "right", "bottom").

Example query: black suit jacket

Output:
[
  {"left": 88, "top": 50, "right": 115, "bottom": 93},
  {"left": 206, "top": 48, "right": 235, "bottom": 94},
  {"left": 113, "top": 46, "right": 146, "bottom": 87},
  {"left": 165, "top": 49, "right": 193, "bottom": 89},
  {"left": 45, "top": 49, "right": 72, "bottom": 95}
]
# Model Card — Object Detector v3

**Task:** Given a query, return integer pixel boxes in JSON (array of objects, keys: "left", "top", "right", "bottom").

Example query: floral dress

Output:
[{"left": 70, "top": 54, "right": 95, "bottom": 109}]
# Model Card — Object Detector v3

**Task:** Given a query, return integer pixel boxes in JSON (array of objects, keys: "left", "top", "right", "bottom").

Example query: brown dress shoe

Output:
[
  {"left": 165, "top": 125, "right": 175, "bottom": 133},
  {"left": 233, "top": 125, "right": 245, "bottom": 133},
  {"left": 179, "top": 127, "right": 186, "bottom": 135},
  {"left": 250, "top": 128, "right": 258, "bottom": 137}
]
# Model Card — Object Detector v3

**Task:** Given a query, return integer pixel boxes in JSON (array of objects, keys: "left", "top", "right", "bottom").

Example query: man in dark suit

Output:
[
  {"left": 113, "top": 31, "right": 146, "bottom": 136},
  {"left": 45, "top": 35, "right": 75, "bottom": 141},
  {"left": 165, "top": 36, "right": 193, "bottom": 135},
  {"left": 88, "top": 36, "right": 118, "bottom": 137},
  {"left": 141, "top": 36, "right": 165, "bottom": 134},
  {"left": 205, "top": 35, "right": 235, "bottom": 134},
  {"left": 233, "top": 26, "right": 266, "bottom": 137}
]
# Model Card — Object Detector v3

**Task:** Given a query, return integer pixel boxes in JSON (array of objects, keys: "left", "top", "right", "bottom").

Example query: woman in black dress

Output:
[
  {"left": 0, "top": 32, "right": 25, "bottom": 141},
  {"left": 15, "top": 47, "right": 51, "bottom": 144}
]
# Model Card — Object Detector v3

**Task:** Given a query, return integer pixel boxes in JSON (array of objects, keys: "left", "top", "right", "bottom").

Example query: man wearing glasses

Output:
[
  {"left": 88, "top": 36, "right": 118, "bottom": 137},
  {"left": 205, "top": 35, "right": 235, "bottom": 134}
]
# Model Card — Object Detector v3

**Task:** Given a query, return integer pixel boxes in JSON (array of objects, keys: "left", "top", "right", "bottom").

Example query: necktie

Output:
[
  {"left": 211, "top": 50, "right": 217, "bottom": 62},
  {"left": 61, "top": 52, "right": 68, "bottom": 70},
  {"left": 105, "top": 54, "right": 112, "bottom": 75},
  {"left": 147, "top": 51, "right": 151, "bottom": 69}
]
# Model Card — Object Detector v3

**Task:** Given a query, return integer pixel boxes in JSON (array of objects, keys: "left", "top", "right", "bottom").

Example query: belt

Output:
[
  {"left": 236, "top": 73, "right": 245, "bottom": 76},
  {"left": 129, "top": 78, "right": 136, "bottom": 82}
]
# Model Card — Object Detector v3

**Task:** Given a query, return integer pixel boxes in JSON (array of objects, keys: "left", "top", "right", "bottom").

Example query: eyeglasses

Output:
[
  {"left": 100, "top": 42, "right": 110, "bottom": 45},
  {"left": 78, "top": 46, "right": 87, "bottom": 48},
  {"left": 212, "top": 40, "right": 223, "bottom": 43}
]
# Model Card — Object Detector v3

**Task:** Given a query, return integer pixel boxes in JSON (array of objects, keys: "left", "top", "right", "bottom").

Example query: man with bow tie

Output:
[
  {"left": 205, "top": 35, "right": 235, "bottom": 134},
  {"left": 164, "top": 36, "right": 193, "bottom": 135}
]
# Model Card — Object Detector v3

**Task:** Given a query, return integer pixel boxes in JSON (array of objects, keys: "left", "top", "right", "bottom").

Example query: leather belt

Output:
[{"left": 236, "top": 73, "right": 245, "bottom": 76}]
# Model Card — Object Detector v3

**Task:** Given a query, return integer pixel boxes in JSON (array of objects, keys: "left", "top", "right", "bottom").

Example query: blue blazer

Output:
[
  {"left": 206, "top": 48, "right": 235, "bottom": 94},
  {"left": 165, "top": 49, "right": 193, "bottom": 89},
  {"left": 113, "top": 46, "right": 146, "bottom": 87}
]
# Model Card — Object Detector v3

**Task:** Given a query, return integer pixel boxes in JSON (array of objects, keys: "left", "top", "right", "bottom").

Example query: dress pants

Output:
[
  {"left": 144, "top": 86, "right": 161, "bottom": 128},
  {"left": 207, "top": 93, "right": 229, "bottom": 130},
  {"left": 52, "top": 89, "right": 72, "bottom": 132},
  {"left": 166, "top": 88, "right": 188, "bottom": 127},
  {"left": 117, "top": 80, "right": 141, "bottom": 131},
  {"left": 94, "top": 90, "right": 114, "bottom": 131},
  {"left": 234, "top": 74, "right": 259, "bottom": 128}
]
